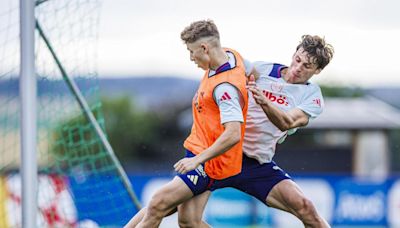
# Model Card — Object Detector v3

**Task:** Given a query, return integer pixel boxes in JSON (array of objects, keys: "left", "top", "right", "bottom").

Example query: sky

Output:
[{"left": 97, "top": 0, "right": 400, "bottom": 88}]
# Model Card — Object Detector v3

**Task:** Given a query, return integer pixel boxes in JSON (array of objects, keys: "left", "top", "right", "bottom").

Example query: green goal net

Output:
[{"left": 0, "top": 0, "right": 140, "bottom": 227}]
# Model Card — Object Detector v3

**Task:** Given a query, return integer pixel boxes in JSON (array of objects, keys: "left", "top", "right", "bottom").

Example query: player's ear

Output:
[
  {"left": 314, "top": 68, "right": 322, "bottom": 75},
  {"left": 200, "top": 43, "right": 208, "bottom": 53}
]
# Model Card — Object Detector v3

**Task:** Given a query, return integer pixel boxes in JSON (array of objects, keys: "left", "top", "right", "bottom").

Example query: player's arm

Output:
[
  {"left": 264, "top": 103, "right": 309, "bottom": 131},
  {"left": 248, "top": 85, "right": 309, "bottom": 131},
  {"left": 192, "top": 121, "right": 241, "bottom": 164},
  {"left": 174, "top": 122, "right": 241, "bottom": 174},
  {"left": 174, "top": 83, "right": 243, "bottom": 174},
  {"left": 195, "top": 81, "right": 245, "bottom": 162}
]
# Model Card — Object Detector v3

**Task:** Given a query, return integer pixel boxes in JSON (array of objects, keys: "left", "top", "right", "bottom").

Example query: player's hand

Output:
[
  {"left": 174, "top": 157, "right": 200, "bottom": 174},
  {"left": 248, "top": 86, "right": 268, "bottom": 105},
  {"left": 246, "top": 74, "right": 257, "bottom": 89},
  {"left": 246, "top": 74, "right": 267, "bottom": 105}
]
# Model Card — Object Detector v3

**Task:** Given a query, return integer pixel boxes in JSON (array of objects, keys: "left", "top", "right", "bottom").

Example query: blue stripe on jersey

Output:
[
  {"left": 215, "top": 62, "right": 232, "bottom": 74},
  {"left": 269, "top": 63, "right": 287, "bottom": 78}
]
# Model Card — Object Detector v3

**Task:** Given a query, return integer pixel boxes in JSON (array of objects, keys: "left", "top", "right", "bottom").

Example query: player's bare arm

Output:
[
  {"left": 174, "top": 121, "right": 241, "bottom": 174},
  {"left": 248, "top": 86, "right": 309, "bottom": 131}
]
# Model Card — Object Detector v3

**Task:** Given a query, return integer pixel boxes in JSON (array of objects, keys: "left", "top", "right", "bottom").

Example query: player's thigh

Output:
[
  {"left": 265, "top": 179, "right": 307, "bottom": 212},
  {"left": 178, "top": 190, "right": 211, "bottom": 221},
  {"left": 151, "top": 176, "right": 194, "bottom": 208}
]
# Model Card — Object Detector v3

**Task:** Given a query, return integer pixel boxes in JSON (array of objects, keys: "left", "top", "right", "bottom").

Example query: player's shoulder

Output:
[
  {"left": 306, "top": 81, "right": 322, "bottom": 93},
  {"left": 254, "top": 61, "right": 287, "bottom": 79},
  {"left": 214, "top": 82, "right": 240, "bottom": 97},
  {"left": 303, "top": 82, "right": 324, "bottom": 101},
  {"left": 253, "top": 61, "right": 274, "bottom": 70},
  {"left": 224, "top": 47, "right": 243, "bottom": 63}
]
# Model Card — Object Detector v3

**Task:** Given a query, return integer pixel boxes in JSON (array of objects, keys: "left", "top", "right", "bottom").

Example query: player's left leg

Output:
[
  {"left": 124, "top": 207, "right": 177, "bottom": 228},
  {"left": 266, "top": 179, "right": 330, "bottom": 228},
  {"left": 125, "top": 191, "right": 211, "bottom": 228},
  {"left": 135, "top": 177, "right": 193, "bottom": 228},
  {"left": 124, "top": 208, "right": 146, "bottom": 228},
  {"left": 178, "top": 190, "right": 211, "bottom": 228}
]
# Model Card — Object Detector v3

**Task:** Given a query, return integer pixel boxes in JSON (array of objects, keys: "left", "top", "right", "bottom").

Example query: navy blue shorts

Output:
[
  {"left": 177, "top": 150, "right": 212, "bottom": 196},
  {"left": 209, "top": 155, "right": 291, "bottom": 204}
]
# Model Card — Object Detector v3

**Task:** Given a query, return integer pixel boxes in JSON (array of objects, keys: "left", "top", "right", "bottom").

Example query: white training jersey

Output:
[
  {"left": 213, "top": 56, "right": 253, "bottom": 124},
  {"left": 243, "top": 61, "right": 324, "bottom": 164},
  {"left": 214, "top": 83, "right": 244, "bottom": 124}
]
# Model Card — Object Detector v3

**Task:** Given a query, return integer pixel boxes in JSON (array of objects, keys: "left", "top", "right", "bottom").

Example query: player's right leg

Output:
[
  {"left": 135, "top": 177, "right": 193, "bottom": 228},
  {"left": 211, "top": 155, "right": 330, "bottom": 228},
  {"left": 266, "top": 179, "right": 330, "bottom": 228},
  {"left": 178, "top": 190, "right": 211, "bottom": 228}
]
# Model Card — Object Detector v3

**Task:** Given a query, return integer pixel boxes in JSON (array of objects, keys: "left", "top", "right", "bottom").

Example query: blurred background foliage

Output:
[
  {"left": 52, "top": 84, "right": 400, "bottom": 174},
  {"left": 101, "top": 96, "right": 189, "bottom": 171},
  {"left": 320, "top": 85, "right": 364, "bottom": 97}
]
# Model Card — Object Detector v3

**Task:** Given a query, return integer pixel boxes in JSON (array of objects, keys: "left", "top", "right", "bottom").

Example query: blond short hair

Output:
[{"left": 181, "top": 19, "right": 220, "bottom": 44}]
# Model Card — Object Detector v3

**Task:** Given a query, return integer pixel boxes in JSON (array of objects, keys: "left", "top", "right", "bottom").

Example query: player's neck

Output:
[
  {"left": 282, "top": 69, "right": 297, "bottom": 84},
  {"left": 281, "top": 68, "right": 309, "bottom": 84},
  {"left": 281, "top": 68, "right": 291, "bottom": 82},
  {"left": 209, "top": 49, "right": 228, "bottom": 71}
]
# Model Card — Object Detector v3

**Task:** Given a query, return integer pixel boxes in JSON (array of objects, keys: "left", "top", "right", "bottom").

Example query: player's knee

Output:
[
  {"left": 294, "top": 197, "right": 317, "bottom": 218},
  {"left": 294, "top": 197, "right": 330, "bottom": 227},
  {"left": 178, "top": 211, "right": 203, "bottom": 228},
  {"left": 178, "top": 217, "right": 202, "bottom": 228},
  {"left": 147, "top": 193, "right": 170, "bottom": 217}
]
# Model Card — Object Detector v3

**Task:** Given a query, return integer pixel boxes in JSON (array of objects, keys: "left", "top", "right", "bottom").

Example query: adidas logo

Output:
[
  {"left": 273, "top": 165, "right": 282, "bottom": 171},
  {"left": 220, "top": 92, "right": 232, "bottom": 101},
  {"left": 195, "top": 165, "right": 207, "bottom": 178},
  {"left": 313, "top": 98, "right": 321, "bottom": 107},
  {"left": 187, "top": 175, "right": 198, "bottom": 185}
]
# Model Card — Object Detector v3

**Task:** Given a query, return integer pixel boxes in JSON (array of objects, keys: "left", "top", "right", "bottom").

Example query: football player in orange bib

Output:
[{"left": 125, "top": 19, "right": 249, "bottom": 228}]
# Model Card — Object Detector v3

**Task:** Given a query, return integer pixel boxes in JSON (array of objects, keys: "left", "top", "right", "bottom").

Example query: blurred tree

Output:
[
  {"left": 320, "top": 85, "right": 364, "bottom": 97},
  {"left": 101, "top": 96, "right": 161, "bottom": 162},
  {"left": 101, "top": 96, "right": 193, "bottom": 171}
]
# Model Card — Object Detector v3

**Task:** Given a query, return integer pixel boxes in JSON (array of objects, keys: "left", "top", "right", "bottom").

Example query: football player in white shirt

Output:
[{"left": 178, "top": 35, "right": 334, "bottom": 228}]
